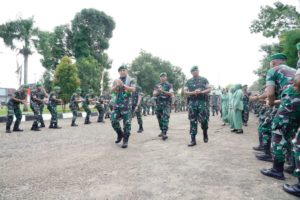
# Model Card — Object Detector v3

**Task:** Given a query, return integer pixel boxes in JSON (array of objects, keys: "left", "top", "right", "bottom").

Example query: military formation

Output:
[
  {"left": 5, "top": 43, "right": 300, "bottom": 198},
  {"left": 243, "top": 44, "right": 300, "bottom": 198}
]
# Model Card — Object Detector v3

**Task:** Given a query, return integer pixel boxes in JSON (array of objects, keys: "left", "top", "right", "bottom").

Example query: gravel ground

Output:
[{"left": 0, "top": 112, "right": 297, "bottom": 200}]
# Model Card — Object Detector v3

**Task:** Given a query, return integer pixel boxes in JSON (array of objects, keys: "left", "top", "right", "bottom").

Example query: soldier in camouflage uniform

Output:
[
  {"left": 30, "top": 82, "right": 46, "bottom": 131},
  {"left": 36, "top": 86, "right": 48, "bottom": 128},
  {"left": 242, "top": 85, "right": 250, "bottom": 126},
  {"left": 184, "top": 66, "right": 211, "bottom": 146},
  {"left": 252, "top": 53, "right": 296, "bottom": 179},
  {"left": 153, "top": 72, "right": 174, "bottom": 140},
  {"left": 111, "top": 65, "right": 136, "bottom": 148},
  {"left": 151, "top": 96, "right": 156, "bottom": 115},
  {"left": 82, "top": 89, "right": 95, "bottom": 124},
  {"left": 5, "top": 84, "right": 29, "bottom": 133},
  {"left": 210, "top": 92, "right": 220, "bottom": 116},
  {"left": 132, "top": 84, "right": 143, "bottom": 133},
  {"left": 47, "top": 86, "right": 63, "bottom": 129},
  {"left": 95, "top": 91, "right": 106, "bottom": 123},
  {"left": 69, "top": 88, "right": 83, "bottom": 127}
]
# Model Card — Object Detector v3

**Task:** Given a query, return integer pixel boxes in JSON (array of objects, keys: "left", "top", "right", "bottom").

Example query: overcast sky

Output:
[{"left": 0, "top": 0, "right": 299, "bottom": 89}]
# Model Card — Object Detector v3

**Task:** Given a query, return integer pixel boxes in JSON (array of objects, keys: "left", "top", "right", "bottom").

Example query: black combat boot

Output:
[
  {"left": 260, "top": 160, "right": 285, "bottom": 180},
  {"left": 188, "top": 135, "right": 197, "bottom": 147},
  {"left": 231, "top": 129, "right": 237, "bottom": 132},
  {"left": 236, "top": 129, "right": 244, "bottom": 134},
  {"left": 253, "top": 135, "right": 264, "bottom": 151},
  {"left": 53, "top": 122, "right": 62, "bottom": 129},
  {"left": 13, "top": 121, "right": 23, "bottom": 132},
  {"left": 137, "top": 124, "right": 144, "bottom": 133},
  {"left": 283, "top": 178, "right": 300, "bottom": 197},
  {"left": 84, "top": 117, "right": 91, "bottom": 124},
  {"left": 49, "top": 122, "right": 54, "bottom": 129},
  {"left": 161, "top": 131, "right": 168, "bottom": 140},
  {"left": 40, "top": 119, "right": 45, "bottom": 128},
  {"left": 256, "top": 140, "right": 272, "bottom": 162},
  {"left": 121, "top": 133, "right": 129, "bottom": 148},
  {"left": 6, "top": 124, "right": 11, "bottom": 133},
  {"left": 203, "top": 129, "right": 208, "bottom": 143},
  {"left": 115, "top": 130, "right": 123, "bottom": 143},
  {"left": 71, "top": 120, "right": 78, "bottom": 127},
  {"left": 31, "top": 122, "right": 41, "bottom": 131}
]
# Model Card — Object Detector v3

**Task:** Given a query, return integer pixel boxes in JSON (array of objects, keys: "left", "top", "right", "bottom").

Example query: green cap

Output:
[
  {"left": 190, "top": 66, "right": 199, "bottom": 73},
  {"left": 36, "top": 82, "right": 43, "bottom": 87},
  {"left": 297, "top": 42, "right": 300, "bottom": 51},
  {"left": 88, "top": 89, "right": 94, "bottom": 93},
  {"left": 54, "top": 86, "right": 61, "bottom": 91},
  {"left": 118, "top": 65, "right": 128, "bottom": 72},
  {"left": 269, "top": 53, "right": 287, "bottom": 61},
  {"left": 160, "top": 72, "right": 167, "bottom": 77},
  {"left": 22, "top": 84, "right": 29, "bottom": 89},
  {"left": 76, "top": 88, "right": 82, "bottom": 93}
]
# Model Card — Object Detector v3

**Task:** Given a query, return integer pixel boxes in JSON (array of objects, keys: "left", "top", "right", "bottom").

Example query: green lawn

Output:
[{"left": 0, "top": 105, "right": 98, "bottom": 116}]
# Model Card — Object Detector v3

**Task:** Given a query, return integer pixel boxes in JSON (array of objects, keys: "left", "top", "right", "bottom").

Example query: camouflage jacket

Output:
[
  {"left": 113, "top": 76, "right": 135, "bottom": 109},
  {"left": 48, "top": 91, "right": 60, "bottom": 107},
  {"left": 155, "top": 82, "right": 173, "bottom": 106},
  {"left": 8, "top": 90, "right": 27, "bottom": 106},
  {"left": 69, "top": 93, "right": 81, "bottom": 110},
  {"left": 185, "top": 76, "right": 209, "bottom": 105}
]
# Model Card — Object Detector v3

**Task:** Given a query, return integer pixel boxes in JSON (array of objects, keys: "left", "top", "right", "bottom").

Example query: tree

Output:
[
  {"left": 279, "top": 29, "right": 300, "bottom": 68},
  {"left": 76, "top": 56, "right": 102, "bottom": 94},
  {"left": 129, "top": 51, "right": 186, "bottom": 95},
  {"left": 0, "top": 17, "right": 38, "bottom": 84},
  {"left": 250, "top": 1, "right": 300, "bottom": 38},
  {"left": 54, "top": 56, "right": 80, "bottom": 110},
  {"left": 35, "top": 25, "right": 72, "bottom": 70},
  {"left": 71, "top": 8, "right": 115, "bottom": 65}
]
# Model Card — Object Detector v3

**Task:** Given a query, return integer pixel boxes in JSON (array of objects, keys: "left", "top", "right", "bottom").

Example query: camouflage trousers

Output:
[
  {"left": 156, "top": 104, "right": 171, "bottom": 133},
  {"left": 132, "top": 105, "right": 143, "bottom": 125},
  {"left": 242, "top": 106, "right": 249, "bottom": 123},
  {"left": 111, "top": 107, "right": 132, "bottom": 135},
  {"left": 30, "top": 102, "right": 42, "bottom": 127},
  {"left": 188, "top": 101, "right": 209, "bottom": 136},
  {"left": 39, "top": 105, "right": 45, "bottom": 125},
  {"left": 82, "top": 105, "right": 91, "bottom": 121},
  {"left": 47, "top": 104, "right": 58, "bottom": 124},
  {"left": 69, "top": 105, "right": 78, "bottom": 123},
  {"left": 293, "top": 128, "right": 300, "bottom": 177},
  {"left": 261, "top": 108, "right": 276, "bottom": 146},
  {"left": 271, "top": 88, "right": 300, "bottom": 165},
  {"left": 95, "top": 104, "right": 105, "bottom": 122},
  {"left": 211, "top": 105, "right": 219, "bottom": 116},
  {"left": 6, "top": 102, "right": 22, "bottom": 129}
]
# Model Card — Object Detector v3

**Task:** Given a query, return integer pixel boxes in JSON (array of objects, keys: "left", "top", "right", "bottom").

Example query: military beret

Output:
[
  {"left": 269, "top": 53, "right": 287, "bottom": 61},
  {"left": 159, "top": 72, "right": 167, "bottom": 77},
  {"left": 76, "top": 88, "right": 82, "bottom": 93},
  {"left": 297, "top": 42, "right": 300, "bottom": 51},
  {"left": 88, "top": 89, "right": 94, "bottom": 93},
  {"left": 118, "top": 65, "right": 128, "bottom": 71},
  {"left": 54, "top": 86, "right": 61, "bottom": 91},
  {"left": 36, "top": 82, "right": 43, "bottom": 87},
  {"left": 190, "top": 66, "right": 199, "bottom": 73}
]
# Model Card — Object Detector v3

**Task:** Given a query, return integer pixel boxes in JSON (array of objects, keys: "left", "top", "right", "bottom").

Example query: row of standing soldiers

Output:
[{"left": 248, "top": 48, "right": 300, "bottom": 197}]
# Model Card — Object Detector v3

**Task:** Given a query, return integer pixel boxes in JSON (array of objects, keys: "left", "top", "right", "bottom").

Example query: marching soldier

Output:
[
  {"left": 82, "top": 89, "right": 96, "bottom": 124},
  {"left": 47, "top": 86, "right": 63, "bottom": 129},
  {"left": 69, "top": 88, "right": 83, "bottom": 127}
]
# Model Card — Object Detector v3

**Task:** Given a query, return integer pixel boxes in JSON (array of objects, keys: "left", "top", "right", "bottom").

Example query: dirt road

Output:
[{"left": 0, "top": 113, "right": 297, "bottom": 200}]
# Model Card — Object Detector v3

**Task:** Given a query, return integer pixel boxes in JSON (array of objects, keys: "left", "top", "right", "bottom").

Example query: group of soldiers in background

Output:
[{"left": 246, "top": 43, "right": 300, "bottom": 198}]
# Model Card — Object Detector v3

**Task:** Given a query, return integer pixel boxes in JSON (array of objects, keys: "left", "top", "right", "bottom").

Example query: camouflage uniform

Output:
[
  {"left": 242, "top": 92, "right": 250, "bottom": 125},
  {"left": 37, "top": 90, "right": 47, "bottom": 127},
  {"left": 210, "top": 93, "right": 219, "bottom": 116},
  {"left": 155, "top": 82, "right": 173, "bottom": 136},
  {"left": 185, "top": 76, "right": 210, "bottom": 137},
  {"left": 6, "top": 89, "right": 27, "bottom": 132},
  {"left": 69, "top": 92, "right": 81, "bottom": 126},
  {"left": 111, "top": 76, "right": 135, "bottom": 146},
  {"left": 95, "top": 95, "right": 105, "bottom": 122},
  {"left": 82, "top": 93, "right": 94, "bottom": 124},
  {"left": 151, "top": 97, "right": 156, "bottom": 115},
  {"left": 30, "top": 89, "right": 43, "bottom": 130},
  {"left": 47, "top": 90, "right": 61, "bottom": 128},
  {"left": 132, "top": 85, "right": 143, "bottom": 132}
]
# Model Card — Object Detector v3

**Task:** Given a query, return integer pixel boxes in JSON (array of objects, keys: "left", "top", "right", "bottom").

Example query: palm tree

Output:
[
  {"left": 0, "top": 17, "right": 38, "bottom": 85},
  {"left": 0, "top": 17, "right": 38, "bottom": 111}
]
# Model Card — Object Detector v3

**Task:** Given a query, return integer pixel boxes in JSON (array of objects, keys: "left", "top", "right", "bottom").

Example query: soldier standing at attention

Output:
[
  {"left": 47, "top": 86, "right": 63, "bottom": 129},
  {"left": 82, "top": 89, "right": 95, "bottom": 124},
  {"left": 111, "top": 65, "right": 136, "bottom": 148},
  {"left": 5, "top": 84, "right": 29, "bottom": 133},
  {"left": 69, "top": 88, "right": 83, "bottom": 127},
  {"left": 242, "top": 85, "right": 250, "bottom": 126},
  {"left": 30, "top": 82, "right": 46, "bottom": 131},
  {"left": 184, "top": 66, "right": 211, "bottom": 146},
  {"left": 153, "top": 72, "right": 174, "bottom": 140},
  {"left": 132, "top": 83, "right": 143, "bottom": 133}
]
